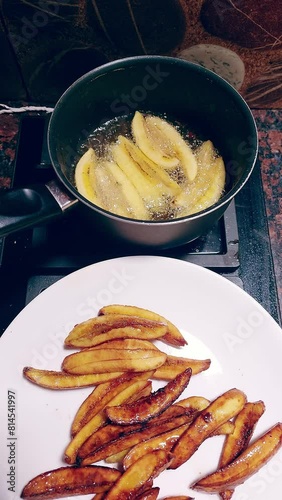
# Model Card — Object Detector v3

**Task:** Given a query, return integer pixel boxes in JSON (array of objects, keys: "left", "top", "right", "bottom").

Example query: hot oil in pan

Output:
[{"left": 71, "top": 112, "right": 226, "bottom": 221}]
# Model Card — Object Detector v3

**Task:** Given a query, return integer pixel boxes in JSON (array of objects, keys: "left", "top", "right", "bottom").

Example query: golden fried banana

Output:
[
  {"left": 153, "top": 355, "right": 211, "bottom": 380},
  {"left": 220, "top": 400, "right": 266, "bottom": 468},
  {"left": 104, "top": 159, "right": 148, "bottom": 219},
  {"left": 65, "top": 379, "right": 151, "bottom": 464},
  {"left": 170, "top": 388, "right": 247, "bottom": 469},
  {"left": 71, "top": 373, "right": 152, "bottom": 436},
  {"left": 20, "top": 465, "right": 121, "bottom": 498},
  {"left": 64, "top": 314, "right": 168, "bottom": 348},
  {"left": 219, "top": 400, "right": 265, "bottom": 500},
  {"left": 78, "top": 423, "right": 143, "bottom": 462},
  {"left": 212, "top": 421, "right": 235, "bottom": 437},
  {"left": 22, "top": 367, "right": 124, "bottom": 389},
  {"left": 81, "top": 413, "right": 195, "bottom": 465},
  {"left": 103, "top": 450, "right": 172, "bottom": 499},
  {"left": 98, "top": 304, "right": 187, "bottom": 347},
  {"left": 121, "top": 135, "right": 181, "bottom": 194},
  {"left": 105, "top": 449, "right": 130, "bottom": 464},
  {"left": 106, "top": 368, "right": 192, "bottom": 424},
  {"left": 176, "top": 396, "right": 210, "bottom": 411},
  {"left": 186, "top": 155, "right": 225, "bottom": 215},
  {"left": 123, "top": 423, "right": 190, "bottom": 470},
  {"left": 79, "top": 404, "right": 191, "bottom": 462},
  {"left": 192, "top": 422, "right": 282, "bottom": 493},
  {"left": 91, "top": 338, "right": 159, "bottom": 351},
  {"left": 112, "top": 138, "right": 167, "bottom": 203},
  {"left": 62, "top": 347, "right": 166, "bottom": 375},
  {"left": 131, "top": 111, "right": 179, "bottom": 168},
  {"left": 146, "top": 114, "right": 198, "bottom": 182}
]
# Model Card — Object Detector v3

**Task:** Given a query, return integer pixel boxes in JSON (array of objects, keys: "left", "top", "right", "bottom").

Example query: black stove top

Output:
[{"left": 0, "top": 115, "right": 280, "bottom": 335}]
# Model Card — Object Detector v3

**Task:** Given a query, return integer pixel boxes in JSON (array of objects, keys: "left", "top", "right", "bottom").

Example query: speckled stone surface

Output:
[
  {"left": 252, "top": 109, "right": 282, "bottom": 316},
  {"left": 0, "top": 109, "right": 281, "bottom": 319}
]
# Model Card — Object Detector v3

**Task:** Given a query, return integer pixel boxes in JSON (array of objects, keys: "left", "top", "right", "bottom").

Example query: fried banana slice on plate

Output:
[
  {"left": 152, "top": 354, "right": 211, "bottom": 380},
  {"left": 170, "top": 388, "right": 247, "bottom": 469},
  {"left": 98, "top": 304, "right": 186, "bottom": 347},
  {"left": 192, "top": 422, "right": 282, "bottom": 493},
  {"left": 104, "top": 450, "right": 172, "bottom": 499},
  {"left": 81, "top": 412, "right": 194, "bottom": 465},
  {"left": 64, "top": 314, "right": 168, "bottom": 348},
  {"left": 65, "top": 378, "right": 151, "bottom": 464},
  {"left": 21, "top": 465, "right": 121, "bottom": 499},
  {"left": 219, "top": 400, "right": 266, "bottom": 499},
  {"left": 62, "top": 347, "right": 166, "bottom": 374},
  {"left": 22, "top": 367, "right": 123, "bottom": 389},
  {"left": 123, "top": 423, "right": 190, "bottom": 470},
  {"left": 106, "top": 368, "right": 192, "bottom": 424}
]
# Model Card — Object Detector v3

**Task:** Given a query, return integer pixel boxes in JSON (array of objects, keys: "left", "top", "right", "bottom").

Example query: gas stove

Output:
[{"left": 0, "top": 114, "right": 280, "bottom": 335}]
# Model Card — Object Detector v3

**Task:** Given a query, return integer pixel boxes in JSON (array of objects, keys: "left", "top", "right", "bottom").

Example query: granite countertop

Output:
[{"left": 0, "top": 108, "right": 281, "bottom": 319}]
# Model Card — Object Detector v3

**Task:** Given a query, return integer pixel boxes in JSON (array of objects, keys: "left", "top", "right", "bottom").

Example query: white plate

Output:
[{"left": 1, "top": 256, "right": 282, "bottom": 500}]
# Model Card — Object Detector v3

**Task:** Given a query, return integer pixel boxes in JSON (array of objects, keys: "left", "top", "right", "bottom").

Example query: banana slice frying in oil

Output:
[{"left": 74, "top": 112, "right": 226, "bottom": 220}]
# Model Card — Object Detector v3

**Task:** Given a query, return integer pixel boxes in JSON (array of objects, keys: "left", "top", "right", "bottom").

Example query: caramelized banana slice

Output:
[
  {"left": 146, "top": 115, "right": 198, "bottom": 182},
  {"left": 105, "top": 450, "right": 172, "bottom": 500},
  {"left": 123, "top": 423, "right": 190, "bottom": 470},
  {"left": 64, "top": 314, "right": 168, "bottom": 348},
  {"left": 132, "top": 111, "right": 179, "bottom": 168},
  {"left": 71, "top": 373, "right": 153, "bottom": 437},
  {"left": 98, "top": 304, "right": 187, "bottom": 347},
  {"left": 153, "top": 354, "right": 211, "bottom": 380},
  {"left": 192, "top": 423, "right": 282, "bottom": 493},
  {"left": 23, "top": 367, "right": 124, "bottom": 389},
  {"left": 62, "top": 348, "right": 166, "bottom": 375},
  {"left": 106, "top": 368, "right": 192, "bottom": 424},
  {"left": 20, "top": 465, "right": 121, "bottom": 498},
  {"left": 219, "top": 400, "right": 265, "bottom": 500},
  {"left": 81, "top": 413, "right": 195, "bottom": 465},
  {"left": 170, "top": 388, "right": 247, "bottom": 469},
  {"left": 65, "top": 379, "right": 151, "bottom": 464},
  {"left": 220, "top": 401, "right": 266, "bottom": 468}
]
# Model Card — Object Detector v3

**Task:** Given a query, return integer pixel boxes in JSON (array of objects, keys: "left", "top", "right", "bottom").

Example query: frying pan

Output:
[{"left": 0, "top": 56, "right": 258, "bottom": 248}]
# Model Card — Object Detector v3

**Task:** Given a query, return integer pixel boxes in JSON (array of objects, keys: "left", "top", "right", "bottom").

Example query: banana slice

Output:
[
  {"left": 104, "top": 160, "right": 148, "bottom": 220},
  {"left": 112, "top": 137, "right": 171, "bottom": 215},
  {"left": 131, "top": 111, "right": 179, "bottom": 168},
  {"left": 146, "top": 115, "right": 198, "bottom": 182},
  {"left": 175, "top": 140, "right": 225, "bottom": 216},
  {"left": 74, "top": 148, "right": 100, "bottom": 204},
  {"left": 190, "top": 156, "right": 225, "bottom": 214},
  {"left": 121, "top": 136, "right": 182, "bottom": 195},
  {"left": 93, "top": 162, "right": 131, "bottom": 218}
]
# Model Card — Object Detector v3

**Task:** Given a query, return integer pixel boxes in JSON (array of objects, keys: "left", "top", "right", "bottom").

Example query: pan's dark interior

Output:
[{"left": 48, "top": 57, "right": 257, "bottom": 202}]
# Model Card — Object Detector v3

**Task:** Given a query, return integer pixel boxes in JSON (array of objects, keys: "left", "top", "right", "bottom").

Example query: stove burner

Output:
[{"left": 0, "top": 115, "right": 280, "bottom": 335}]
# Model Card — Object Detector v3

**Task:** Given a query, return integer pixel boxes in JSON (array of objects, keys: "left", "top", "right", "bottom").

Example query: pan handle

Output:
[{"left": 0, "top": 180, "right": 78, "bottom": 238}]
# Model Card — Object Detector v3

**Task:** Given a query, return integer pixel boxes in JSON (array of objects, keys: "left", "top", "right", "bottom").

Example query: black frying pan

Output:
[{"left": 0, "top": 56, "right": 258, "bottom": 248}]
